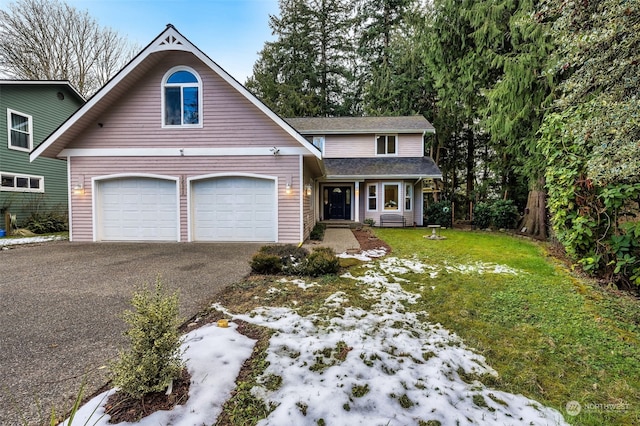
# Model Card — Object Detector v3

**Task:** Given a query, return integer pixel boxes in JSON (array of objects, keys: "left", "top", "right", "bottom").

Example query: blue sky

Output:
[{"left": 2, "top": 0, "right": 280, "bottom": 83}]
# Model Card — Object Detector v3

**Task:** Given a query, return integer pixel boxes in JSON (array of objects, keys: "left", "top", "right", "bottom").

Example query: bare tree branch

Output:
[{"left": 0, "top": 0, "right": 138, "bottom": 97}]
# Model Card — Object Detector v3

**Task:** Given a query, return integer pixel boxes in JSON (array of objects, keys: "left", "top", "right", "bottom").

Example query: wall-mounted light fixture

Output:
[
  {"left": 285, "top": 181, "right": 292, "bottom": 195},
  {"left": 304, "top": 182, "right": 312, "bottom": 196},
  {"left": 72, "top": 182, "right": 84, "bottom": 195}
]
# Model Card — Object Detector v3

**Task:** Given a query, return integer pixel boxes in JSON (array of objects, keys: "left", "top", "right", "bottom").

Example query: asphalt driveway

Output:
[{"left": 0, "top": 240, "right": 260, "bottom": 425}]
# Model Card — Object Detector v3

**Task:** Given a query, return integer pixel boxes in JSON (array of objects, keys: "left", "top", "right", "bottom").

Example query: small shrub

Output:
[
  {"left": 110, "top": 277, "right": 184, "bottom": 399},
  {"left": 363, "top": 218, "right": 376, "bottom": 226},
  {"left": 310, "top": 223, "right": 326, "bottom": 240},
  {"left": 250, "top": 245, "right": 338, "bottom": 277},
  {"left": 491, "top": 199, "right": 519, "bottom": 229},
  {"left": 250, "top": 252, "right": 283, "bottom": 274},
  {"left": 472, "top": 202, "right": 492, "bottom": 229},
  {"left": 425, "top": 201, "right": 452, "bottom": 227},
  {"left": 304, "top": 247, "right": 340, "bottom": 276},
  {"left": 22, "top": 211, "right": 68, "bottom": 234}
]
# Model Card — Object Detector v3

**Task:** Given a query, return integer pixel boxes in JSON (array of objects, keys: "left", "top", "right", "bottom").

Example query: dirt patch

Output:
[
  {"left": 351, "top": 227, "right": 392, "bottom": 253},
  {"left": 104, "top": 368, "right": 191, "bottom": 424}
]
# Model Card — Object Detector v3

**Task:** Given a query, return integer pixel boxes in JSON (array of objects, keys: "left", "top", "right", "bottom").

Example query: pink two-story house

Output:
[{"left": 32, "top": 25, "right": 441, "bottom": 244}]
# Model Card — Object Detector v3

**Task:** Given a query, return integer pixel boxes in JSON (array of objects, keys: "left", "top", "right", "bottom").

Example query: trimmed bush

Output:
[
  {"left": 305, "top": 247, "right": 340, "bottom": 276},
  {"left": 310, "top": 223, "right": 326, "bottom": 240},
  {"left": 110, "top": 278, "right": 184, "bottom": 399},
  {"left": 250, "top": 245, "right": 309, "bottom": 275},
  {"left": 249, "top": 244, "right": 339, "bottom": 276},
  {"left": 250, "top": 252, "right": 283, "bottom": 275}
]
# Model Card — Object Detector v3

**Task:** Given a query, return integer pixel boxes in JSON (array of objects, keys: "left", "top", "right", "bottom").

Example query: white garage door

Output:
[
  {"left": 97, "top": 178, "right": 178, "bottom": 241},
  {"left": 192, "top": 176, "right": 276, "bottom": 242}
]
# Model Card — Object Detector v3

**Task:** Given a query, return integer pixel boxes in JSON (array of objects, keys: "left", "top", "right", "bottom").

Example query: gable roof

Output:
[
  {"left": 31, "top": 25, "right": 320, "bottom": 161},
  {"left": 0, "top": 80, "right": 85, "bottom": 102},
  {"left": 284, "top": 116, "right": 435, "bottom": 135}
]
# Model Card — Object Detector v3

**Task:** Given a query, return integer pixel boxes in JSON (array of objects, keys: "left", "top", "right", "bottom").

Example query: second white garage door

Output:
[
  {"left": 192, "top": 176, "right": 276, "bottom": 242},
  {"left": 97, "top": 177, "right": 178, "bottom": 241}
]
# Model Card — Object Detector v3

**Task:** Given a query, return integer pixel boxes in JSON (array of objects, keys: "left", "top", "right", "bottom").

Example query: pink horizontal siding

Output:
[
  {"left": 324, "top": 134, "right": 424, "bottom": 158},
  {"left": 69, "top": 155, "right": 302, "bottom": 243},
  {"left": 67, "top": 52, "right": 299, "bottom": 150}
]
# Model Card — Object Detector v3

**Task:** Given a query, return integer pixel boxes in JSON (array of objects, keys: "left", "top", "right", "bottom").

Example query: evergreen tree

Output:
[
  {"left": 424, "top": 0, "right": 489, "bottom": 219},
  {"left": 246, "top": 0, "right": 356, "bottom": 116},
  {"left": 466, "top": 0, "right": 557, "bottom": 237}
]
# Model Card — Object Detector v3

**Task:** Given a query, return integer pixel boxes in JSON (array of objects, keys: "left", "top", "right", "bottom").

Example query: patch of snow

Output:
[
  {"left": 338, "top": 248, "right": 387, "bottom": 261},
  {"left": 232, "top": 258, "right": 567, "bottom": 426},
  {"left": 0, "top": 235, "right": 66, "bottom": 246}
]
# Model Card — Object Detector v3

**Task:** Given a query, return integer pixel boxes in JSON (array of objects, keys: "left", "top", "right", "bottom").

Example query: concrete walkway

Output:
[{"left": 304, "top": 228, "right": 360, "bottom": 254}]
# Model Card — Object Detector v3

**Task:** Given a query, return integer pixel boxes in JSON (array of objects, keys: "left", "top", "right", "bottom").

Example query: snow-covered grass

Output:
[{"left": 62, "top": 248, "right": 568, "bottom": 426}]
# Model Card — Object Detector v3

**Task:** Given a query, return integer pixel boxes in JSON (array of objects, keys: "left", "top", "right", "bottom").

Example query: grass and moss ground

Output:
[{"left": 211, "top": 228, "right": 639, "bottom": 426}]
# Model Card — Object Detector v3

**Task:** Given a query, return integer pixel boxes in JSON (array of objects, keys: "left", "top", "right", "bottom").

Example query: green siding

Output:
[{"left": 0, "top": 84, "right": 83, "bottom": 225}]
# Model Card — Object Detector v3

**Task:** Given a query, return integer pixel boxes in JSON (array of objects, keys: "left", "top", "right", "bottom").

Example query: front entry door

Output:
[{"left": 324, "top": 186, "right": 351, "bottom": 220}]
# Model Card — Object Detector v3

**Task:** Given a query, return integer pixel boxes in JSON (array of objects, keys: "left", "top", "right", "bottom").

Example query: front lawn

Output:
[{"left": 374, "top": 228, "right": 640, "bottom": 426}]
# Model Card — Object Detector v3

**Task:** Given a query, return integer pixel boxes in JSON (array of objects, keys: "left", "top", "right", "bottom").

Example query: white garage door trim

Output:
[
  {"left": 93, "top": 174, "right": 180, "bottom": 242},
  {"left": 188, "top": 173, "right": 278, "bottom": 242}
]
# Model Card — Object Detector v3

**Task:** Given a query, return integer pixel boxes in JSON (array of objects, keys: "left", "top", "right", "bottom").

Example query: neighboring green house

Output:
[{"left": 0, "top": 81, "right": 84, "bottom": 227}]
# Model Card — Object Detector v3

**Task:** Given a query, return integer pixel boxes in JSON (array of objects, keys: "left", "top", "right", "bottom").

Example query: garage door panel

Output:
[
  {"left": 98, "top": 178, "right": 178, "bottom": 241},
  {"left": 192, "top": 177, "right": 276, "bottom": 242}
]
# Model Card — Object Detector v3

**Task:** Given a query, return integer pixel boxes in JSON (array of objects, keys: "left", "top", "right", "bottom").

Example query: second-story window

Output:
[
  {"left": 376, "top": 135, "right": 397, "bottom": 155},
  {"left": 163, "top": 67, "right": 201, "bottom": 127},
  {"left": 7, "top": 109, "right": 33, "bottom": 151}
]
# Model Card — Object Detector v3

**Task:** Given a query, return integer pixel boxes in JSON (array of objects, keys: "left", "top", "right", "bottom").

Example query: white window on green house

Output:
[
  {"left": 405, "top": 183, "right": 413, "bottom": 211},
  {"left": 367, "top": 184, "right": 377, "bottom": 210},
  {"left": 376, "top": 135, "right": 397, "bottom": 155},
  {"left": 7, "top": 109, "right": 33, "bottom": 151},
  {"left": 383, "top": 183, "right": 399, "bottom": 210},
  {"left": 0, "top": 172, "right": 44, "bottom": 193}
]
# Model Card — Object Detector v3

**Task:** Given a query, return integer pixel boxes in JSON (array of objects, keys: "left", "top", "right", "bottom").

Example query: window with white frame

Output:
[
  {"left": 0, "top": 172, "right": 44, "bottom": 192},
  {"left": 367, "top": 184, "right": 377, "bottom": 210},
  {"left": 383, "top": 183, "right": 399, "bottom": 210},
  {"left": 312, "top": 136, "right": 324, "bottom": 152},
  {"left": 162, "top": 67, "right": 201, "bottom": 127},
  {"left": 376, "top": 135, "right": 397, "bottom": 155},
  {"left": 7, "top": 109, "right": 33, "bottom": 151},
  {"left": 405, "top": 183, "right": 413, "bottom": 211}
]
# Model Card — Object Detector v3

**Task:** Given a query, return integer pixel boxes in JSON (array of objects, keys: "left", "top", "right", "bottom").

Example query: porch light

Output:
[
  {"left": 72, "top": 182, "right": 84, "bottom": 195},
  {"left": 304, "top": 183, "right": 312, "bottom": 196},
  {"left": 285, "top": 179, "right": 292, "bottom": 195}
]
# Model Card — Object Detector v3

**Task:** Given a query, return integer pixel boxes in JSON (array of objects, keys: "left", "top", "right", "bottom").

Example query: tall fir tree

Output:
[{"left": 246, "top": 0, "right": 356, "bottom": 116}]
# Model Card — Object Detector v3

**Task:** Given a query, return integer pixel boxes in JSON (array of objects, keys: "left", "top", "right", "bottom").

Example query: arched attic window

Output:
[{"left": 162, "top": 66, "right": 202, "bottom": 127}]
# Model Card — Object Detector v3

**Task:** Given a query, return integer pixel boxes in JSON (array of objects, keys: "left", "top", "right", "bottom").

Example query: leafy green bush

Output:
[
  {"left": 425, "top": 201, "right": 452, "bottom": 227},
  {"left": 490, "top": 199, "right": 520, "bottom": 229},
  {"left": 110, "top": 277, "right": 184, "bottom": 399},
  {"left": 472, "top": 202, "right": 492, "bottom": 229},
  {"left": 251, "top": 245, "right": 309, "bottom": 275},
  {"left": 21, "top": 211, "right": 68, "bottom": 234},
  {"left": 250, "top": 244, "right": 339, "bottom": 276},
  {"left": 250, "top": 252, "right": 283, "bottom": 274},
  {"left": 304, "top": 247, "right": 340, "bottom": 276},
  {"left": 310, "top": 223, "right": 326, "bottom": 240}
]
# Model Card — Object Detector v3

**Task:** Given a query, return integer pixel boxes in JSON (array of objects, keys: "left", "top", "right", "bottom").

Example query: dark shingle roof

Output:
[
  {"left": 285, "top": 116, "right": 435, "bottom": 134},
  {"left": 324, "top": 157, "right": 442, "bottom": 179}
]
